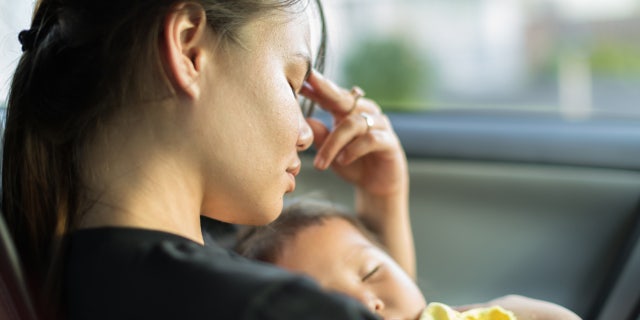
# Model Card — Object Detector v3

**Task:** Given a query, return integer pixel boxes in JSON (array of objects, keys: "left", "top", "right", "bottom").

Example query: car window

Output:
[
  {"left": 3, "top": 0, "right": 639, "bottom": 119},
  {"left": 322, "top": 0, "right": 640, "bottom": 119},
  {"left": 0, "top": 0, "right": 32, "bottom": 108}
]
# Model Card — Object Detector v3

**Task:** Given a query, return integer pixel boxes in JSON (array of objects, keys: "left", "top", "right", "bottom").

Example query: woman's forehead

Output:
[{"left": 235, "top": 9, "right": 311, "bottom": 57}]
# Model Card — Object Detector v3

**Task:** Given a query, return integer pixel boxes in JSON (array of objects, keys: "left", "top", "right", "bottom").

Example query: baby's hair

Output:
[{"left": 235, "top": 197, "right": 384, "bottom": 263}]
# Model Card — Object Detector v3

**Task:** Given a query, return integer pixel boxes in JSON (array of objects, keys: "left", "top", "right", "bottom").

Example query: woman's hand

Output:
[
  {"left": 300, "top": 70, "right": 415, "bottom": 278},
  {"left": 300, "top": 70, "right": 408, "bottom": 198},
  {"left": 455, "top": 295, "right": 582, "bottom": 320}
]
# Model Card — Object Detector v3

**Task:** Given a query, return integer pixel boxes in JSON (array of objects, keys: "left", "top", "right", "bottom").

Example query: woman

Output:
[{"left": 2, "top": 0, "right": 405, "bottom": 319}]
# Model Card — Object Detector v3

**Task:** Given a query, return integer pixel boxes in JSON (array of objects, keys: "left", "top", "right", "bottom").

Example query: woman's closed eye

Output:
[
  {"left": 288, "top": 63, "right": 310, "bottom": 99},
  {"left": 361, "top": 265, "right": 381, "bottom": 282},
  {"left": 289, "top": 82, "right": 299, "bottom": 98}
]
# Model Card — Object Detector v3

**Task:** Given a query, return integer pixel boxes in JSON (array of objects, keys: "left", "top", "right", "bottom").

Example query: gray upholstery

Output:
[{"left": 593, "top": 204, "right": 640, "bottom": 320}]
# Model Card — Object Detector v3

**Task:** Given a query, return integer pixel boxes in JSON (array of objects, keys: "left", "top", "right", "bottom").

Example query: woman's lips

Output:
[{"left": 285, "top": 163, "right": 301, "bottom": 192}]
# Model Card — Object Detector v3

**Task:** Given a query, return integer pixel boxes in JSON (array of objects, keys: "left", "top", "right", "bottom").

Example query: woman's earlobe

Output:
[
  {"left": 162, "top": 2, "right": 209, "bottom": 100},
  {"left": 181, "top": 48, "right": 203, "bottom": 99}
]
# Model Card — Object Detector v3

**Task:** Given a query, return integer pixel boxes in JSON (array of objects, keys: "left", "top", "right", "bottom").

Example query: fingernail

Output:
[
  {"left": 336, "top": 153, "right": 345, "bottom": 164},
  {"left": 314, "top": 157, "right": 325, "bottom": 169}
]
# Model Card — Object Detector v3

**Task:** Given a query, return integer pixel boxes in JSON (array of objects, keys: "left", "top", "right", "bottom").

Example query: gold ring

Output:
[
  {"left": 348, "top": 86, "right": 365, "bottom": 114},
  {"left": 360, "top": 112, "right": 374, "bottom": 132}
]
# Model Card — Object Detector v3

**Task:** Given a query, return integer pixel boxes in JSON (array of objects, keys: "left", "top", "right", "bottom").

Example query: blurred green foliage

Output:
[
  {"left": 533, "top": 42, "right": 640, "bottom": 82},
  {"left": 590, "top": 42, "right": 640, "bottom": 77},
  {"left": 342, "top": 36, "right": 431, "bottom": 112}
]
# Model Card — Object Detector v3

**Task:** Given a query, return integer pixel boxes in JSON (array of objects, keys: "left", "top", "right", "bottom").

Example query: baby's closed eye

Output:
[{"left": 361, "top": 264, "right": 381, "bottom": 282}]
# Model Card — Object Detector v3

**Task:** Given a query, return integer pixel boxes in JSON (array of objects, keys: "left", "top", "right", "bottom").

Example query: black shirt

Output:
[{"left": 65, "top": 227, "right": 379, "bottom": 320}]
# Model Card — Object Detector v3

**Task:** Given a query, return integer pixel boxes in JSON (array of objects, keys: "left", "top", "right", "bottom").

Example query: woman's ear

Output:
[{"left": 162, "top": 2, "right": 209, "bottom": 99}]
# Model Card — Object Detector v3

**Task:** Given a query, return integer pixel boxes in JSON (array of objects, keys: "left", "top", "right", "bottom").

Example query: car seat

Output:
[
  {"left": 592, "top": 200, "right": 640, "bottom": 320},
  {"left": 0, "top": 211, "right": 39, "bottom": 320}
]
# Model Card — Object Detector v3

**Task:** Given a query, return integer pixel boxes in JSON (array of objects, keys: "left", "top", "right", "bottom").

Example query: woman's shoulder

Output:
[{"left": 65, "top": 227, "right": 378, "bottom": 320}]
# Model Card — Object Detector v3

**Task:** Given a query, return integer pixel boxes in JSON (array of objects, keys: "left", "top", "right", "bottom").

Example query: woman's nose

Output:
[{"left": 296, "top": 113, "right": 314, "bottom": 151}]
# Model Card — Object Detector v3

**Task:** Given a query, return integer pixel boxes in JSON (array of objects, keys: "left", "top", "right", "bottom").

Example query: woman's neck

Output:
[{"left": 77, "top": 104, "right": 205, "bottom": 244}]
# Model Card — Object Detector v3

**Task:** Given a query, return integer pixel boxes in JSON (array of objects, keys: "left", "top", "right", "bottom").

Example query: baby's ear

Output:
[{"left": 161, "top": 2, "right": 209, "bottom": 99}]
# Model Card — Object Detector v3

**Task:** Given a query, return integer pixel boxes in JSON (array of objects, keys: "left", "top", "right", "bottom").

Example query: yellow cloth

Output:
[{"left": 420, "top": 302, "right": 516, "bottom": 320}]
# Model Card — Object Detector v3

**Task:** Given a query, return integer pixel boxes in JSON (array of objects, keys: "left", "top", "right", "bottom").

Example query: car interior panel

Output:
[{"left": 0, "top": 212, "right": 39, "bottom": 320}]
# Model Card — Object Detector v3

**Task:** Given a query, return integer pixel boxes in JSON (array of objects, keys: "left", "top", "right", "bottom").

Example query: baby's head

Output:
[{"left": 236, "top": 199, "right": 426, "bottom": 320}]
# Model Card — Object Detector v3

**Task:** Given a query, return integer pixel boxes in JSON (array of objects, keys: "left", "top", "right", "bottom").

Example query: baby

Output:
[{"left": 235, "top": 199, "right": 542, "bottom": 320}]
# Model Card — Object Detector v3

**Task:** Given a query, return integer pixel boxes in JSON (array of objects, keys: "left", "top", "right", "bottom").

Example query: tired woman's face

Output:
[{"left": 195, "top": 9, "right": 314, "bottom": 225}]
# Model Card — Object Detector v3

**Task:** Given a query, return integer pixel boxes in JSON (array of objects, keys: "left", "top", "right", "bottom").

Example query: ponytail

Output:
[
  {"left": 2, "top": 2, "right": 185, "bottom": 314},
  {"left": 2, "top": 1, "right": 82, "bottom": 316}
]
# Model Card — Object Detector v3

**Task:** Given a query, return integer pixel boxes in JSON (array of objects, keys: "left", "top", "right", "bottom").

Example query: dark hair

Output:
[
  {"left": 235, "top": 198, "right": 383, "bottom": 264},
  {"left": 2, "top": 0, "right": 326, "bottom": 316}
]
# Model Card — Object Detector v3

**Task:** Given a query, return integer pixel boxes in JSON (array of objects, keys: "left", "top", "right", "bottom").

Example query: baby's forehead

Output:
[
  {"left": 304, "top": 217, "right": 379, "bottom": 261},
  {"left": 343, "top": 242, "right": 380, "bottom": 266},
  {"left": 274, "top": 216, "right": 387, "bottom": 286},
  {"left": 325, "top": 216, "right": 382, "bottom": 248}
]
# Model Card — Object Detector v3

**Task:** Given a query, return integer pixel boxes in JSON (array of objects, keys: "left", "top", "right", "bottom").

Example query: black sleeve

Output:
[
  {"left": 67, "top": 229, "right": 381, "bottom": 320},
  {"left": 242, "top": 276, "right": 381, "bottom": 320},
  {"left": 198, "top": 217, "right": 380, "bottom": 319},
  {"left": 200, "top": 216, "right": 239, "bottom": 250},
  {"left": 142, "top": 239, "right": 381, "bottom": 320}
]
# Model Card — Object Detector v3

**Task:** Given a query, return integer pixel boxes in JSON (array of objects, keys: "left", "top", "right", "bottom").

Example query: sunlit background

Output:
[
  {"left": 2, "top": 0, "right": 640, "bottom": 118},
  {"left": 1, "top": 1, "right": 639, "bottom": 316},
  {"left": 320, "top": 0, "right": 640, "bottom": 118}
]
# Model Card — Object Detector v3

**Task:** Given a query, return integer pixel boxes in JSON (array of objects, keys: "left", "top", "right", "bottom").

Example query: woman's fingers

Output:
[
  {"left": 300, "top": 71, "right": 354, "bottom": 116},
  {"left": 300, "top": 70, "right": 394, "bottom": 170},
  {"left": 334, "top": 130, "right": 395, "bottom": 166},
  {"left": 333, "top": 114, "right": 396, "bottom": 166},
  {"left": 306, "top": 118, "right": 329, "bottom": 150},
  {"left": 313, "top": 112, "right": 389, "bottom": 170},
  {"left": 301, "top": 70, "right": 382, "bottom": 118},
  {"left": 480, "top": 295, "right": 582, "bottom": 320}
]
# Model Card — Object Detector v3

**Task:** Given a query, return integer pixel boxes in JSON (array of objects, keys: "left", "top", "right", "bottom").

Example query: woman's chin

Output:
[{"left": 243, "top": 204, "right": 284, "bottom": 226}]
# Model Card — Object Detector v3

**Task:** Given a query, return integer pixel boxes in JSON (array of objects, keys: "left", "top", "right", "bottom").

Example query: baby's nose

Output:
[
  {"left": 366, "top": 293, "right": 385, "bottom": 314},
  {"left": 371, "top": 297, "right": 385, "bottom": 313}
]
